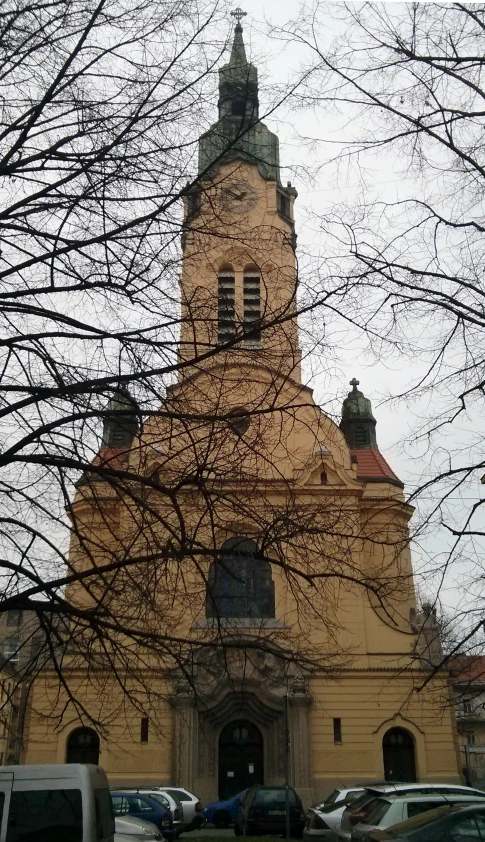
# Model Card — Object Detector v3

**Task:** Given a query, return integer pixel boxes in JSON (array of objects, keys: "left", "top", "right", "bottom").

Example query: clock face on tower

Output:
[{"left": 220, "top": 181, "right": 258, "bottom": 213}]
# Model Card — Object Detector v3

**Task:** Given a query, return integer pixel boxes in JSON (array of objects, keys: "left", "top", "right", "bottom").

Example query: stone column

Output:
[
  {"left": 289, "top": 688, "right": 313, "bottom": 806},
  {"left": 171, "top": 687, "right": 198, "bottom": 789}
]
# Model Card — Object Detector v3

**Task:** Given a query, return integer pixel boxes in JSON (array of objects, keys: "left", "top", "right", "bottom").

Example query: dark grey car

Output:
[{"left": 234, "top": 786, "right": 305, "bottom": 837}]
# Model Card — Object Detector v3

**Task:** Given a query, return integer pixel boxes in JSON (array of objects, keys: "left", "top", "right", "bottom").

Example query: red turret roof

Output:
[{"left": 351, "top": 447, "right": 403, "bottom": 487}]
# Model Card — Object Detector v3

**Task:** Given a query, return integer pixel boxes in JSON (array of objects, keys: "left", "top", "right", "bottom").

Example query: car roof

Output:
[
  {"left": 111, "top": 790, "right": 162, "bottom": 801},
  {"left": 381, "top": 793, "right": 485, "bottom": 803},
  {"left": 363, "top": 783, "right": 484, "bottom": 796}
]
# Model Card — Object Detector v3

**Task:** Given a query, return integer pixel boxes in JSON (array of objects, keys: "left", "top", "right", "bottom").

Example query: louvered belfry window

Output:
[
  {"left": 243, "top": 273, "right": 261, "bottom": 347},
  {"left": 218, "top": 271, "right": 236, "bottom": 344}
]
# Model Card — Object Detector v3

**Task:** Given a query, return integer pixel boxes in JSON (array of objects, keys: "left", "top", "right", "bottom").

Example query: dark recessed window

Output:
[
  {"left": 243, "top": 274, "right": 261, "bottom": 347},
  {"left": 206, "top": 537, "right": 275, "bottom": 619},
  {"left": 7, "top": 609, "right": 22, "bottom": 627},
  {"left": 218, "top": 273, "right": 236, "bottom": 344},
  {"left": 232, "top": 99, "right": 245, "bottom": 116},
  {"left": 277, "top": 191, "right": 290, "bottom": 218},
  {"left": 355, "top": 426, "right": 368, "bottom": 447},
  {"left": 320, "top": 469, "right": 328, "bottom": 485},
  {"left": 141, "top": 717, "right": 149, "bottom": 743},
  {"left": 333, "top": 718, "right": 342, "bottom": 743},
  {"left": 227, "top": 409, "right": 250, "bottom": 437}
]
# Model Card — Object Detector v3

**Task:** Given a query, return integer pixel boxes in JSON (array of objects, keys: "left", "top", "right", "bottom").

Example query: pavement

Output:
[{"left": 187, "top": 830, "right": 233, "bottom": 838}]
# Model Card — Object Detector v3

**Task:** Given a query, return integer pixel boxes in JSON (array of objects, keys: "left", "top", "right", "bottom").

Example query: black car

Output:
[
  {"left": 368, "top": 802, "right": 485, "bottom": 841},
  {"left": 234, "top": 785, "right": 305, "bottom": 837}
]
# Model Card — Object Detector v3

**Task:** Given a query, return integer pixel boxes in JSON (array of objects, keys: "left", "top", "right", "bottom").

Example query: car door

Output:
[
  {"left": 127, "top": 795, "right": 160, "bottom": 828},
  {"left": 0, "top": 773, "right": 13, "bottom": 842}
]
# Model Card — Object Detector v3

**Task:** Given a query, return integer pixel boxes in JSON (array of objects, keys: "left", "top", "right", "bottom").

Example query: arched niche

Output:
[{"left": 66, "top": 727, "right": 100, "bottom": 765}]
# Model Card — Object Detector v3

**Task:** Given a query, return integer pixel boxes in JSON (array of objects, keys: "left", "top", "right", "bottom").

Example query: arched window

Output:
[
  {"left": 206, "top": 538, "right": 275, "bottom": 619},
  {"left": 66, "top": 727, "right": 100, "bottom": 765},
  {"left": 218, "top": 266, "right": 236, "bottom": 344},
  {"left": 243, "top": 268, "right": 261, "bottom": 348},
  {"left": 355, "top": 426, "right": 368, "bottom": 447}
]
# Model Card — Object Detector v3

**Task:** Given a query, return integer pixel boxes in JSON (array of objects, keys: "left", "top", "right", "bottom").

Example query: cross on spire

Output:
[
  {"left": 231, "top": 7, "right": 247, "bottom": 25},
  {"left": 349, "top": 377, "right": 360, "bottom": 391}
]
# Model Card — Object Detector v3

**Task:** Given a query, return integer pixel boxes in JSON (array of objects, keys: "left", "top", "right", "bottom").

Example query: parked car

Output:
[
  {"left": 0, "top": 762, "right": 114, "bottom": 842},
  {"left": 321, "top": 789, "right": 367, "bottom": 809},
  {"left": 367, "top": 803, "right": 485, "bottom": 841},
  {"left": 305, "top": 791, "right": 372, "bottom": 842},
  {"left": 234, "top": 785, "right": 305, "bottom": 837},
  {"left": 115, "top": 813, "right": 163, "bottom": 839},
  {"left": 204, "top": 790, "right": 248, "bottom": 828},
  {"left": 111, "top": 792, "right": 174, "bottom": 840},
  {"left": 162, "top": 788, "right": 205, "bottom": 830},
  {"left": 350, "top": 793, "right": 485, "bottom": 841},
  {"left": 338, "top": 783, "right": 485, "bottom": 842},
  {"left": 304, "top": 801, "right": 353, "bottom": 842},
  {"left": 114, "top": 789, "right": 184, "bottom": 836}
]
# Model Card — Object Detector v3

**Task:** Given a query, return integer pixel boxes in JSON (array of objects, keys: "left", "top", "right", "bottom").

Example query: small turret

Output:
[
  {"left": 340, "top": 378, "right": 377, "bottom": 450},
  {"left": 101, "top": 388, "right": 138, "bottom": 450}
]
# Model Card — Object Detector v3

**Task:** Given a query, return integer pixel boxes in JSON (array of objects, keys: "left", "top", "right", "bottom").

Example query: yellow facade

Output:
[{"left": 22, "top": 19, "right": 461, "bottom": 801}]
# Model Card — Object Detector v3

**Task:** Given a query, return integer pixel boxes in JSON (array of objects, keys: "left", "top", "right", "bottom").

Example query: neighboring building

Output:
[
  {"left": 0, "top": 610, "right": 47, "bottom": 764},
  {"left": 22, "top": 17, "right": 462, "bottom": 800},
  {"left": 0, "top": 659, "right": 18, "bottom": 766},
  {"left": 451, "top": 656, "right": 485, "bottom": 787},
  {"left": 0, "top": 610, "right": 44, "bottom": 674}
]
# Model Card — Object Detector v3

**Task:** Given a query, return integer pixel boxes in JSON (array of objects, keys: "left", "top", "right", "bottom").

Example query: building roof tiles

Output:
[{"left": 351, "top": 447, "right": 403, "bottom": 487}]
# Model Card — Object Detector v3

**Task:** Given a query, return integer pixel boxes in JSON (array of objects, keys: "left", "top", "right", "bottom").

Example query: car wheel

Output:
[{"left": 214, "top": 811, "right": 231, "bottom": 829}]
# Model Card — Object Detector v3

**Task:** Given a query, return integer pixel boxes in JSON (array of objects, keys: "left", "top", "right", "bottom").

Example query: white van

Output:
[{"left": 0, "top": 762, "right": 114, "bottom": 842}]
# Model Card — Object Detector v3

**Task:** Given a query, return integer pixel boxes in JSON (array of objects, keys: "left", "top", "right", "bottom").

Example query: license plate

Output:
[{"left": 268, "top": 810, "right": 285, "bottom": 815}]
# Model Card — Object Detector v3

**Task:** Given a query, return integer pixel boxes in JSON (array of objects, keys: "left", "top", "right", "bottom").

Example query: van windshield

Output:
[{"left": 6, "top": 788, "right": 83, "bottom": 842}]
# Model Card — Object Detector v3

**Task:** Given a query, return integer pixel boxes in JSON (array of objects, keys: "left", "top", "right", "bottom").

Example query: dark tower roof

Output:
[
  {"left": 198, "top": 12, "right": 280, "bottom": 181},
  {"left": 340, "top": 378, "right": 403, "bottom": 487},
  {"left": 101, "top": 388, "right": 139, "bottom": 450},
  {"left": 340, "top": 378, "right": 377, "bottom": 450}
]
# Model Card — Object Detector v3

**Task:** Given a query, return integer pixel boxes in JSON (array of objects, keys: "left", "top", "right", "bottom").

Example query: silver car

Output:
[
  {"left": 350, "top": 793, "right": 485, "bottom": 840},
  {"left": 162, "top": 788, "right": 205, "bottom": 830},
  {"left": 319, "top": 789, "right": 366, "bottom": 809},
  {"left": 304, "top": 802, "right": 352, "bottom": 842},
  {"left": 338, "top": 783, "right": 485, "bottom": 842},
  {"left": 115, "top": 814, "right": 163, "bottom": 839},
  {"left": 133, "top": 790, "right": 184, "bottom": 836}
]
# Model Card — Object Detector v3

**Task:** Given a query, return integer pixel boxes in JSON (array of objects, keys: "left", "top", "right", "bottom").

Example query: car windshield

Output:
[
  {"left": 319, "top": 802, "right": 351, "bottom": 815},
  {"left": 166, "top": 790, "right": 193, "bottom": 802},
  {"left": 373, "top": 804, "right": 459, "bottom": 838},
  {"left": 361, "top": 798, "right": 391, "bottom": 825},
  {"left": 147, "top": 794, "right": 170, "bottom": 809},
  {"left": 324, "top": 790, "right": 340, "bottom": 805},
  {"left": 254, "top": 789, "right": 297, "bottom": 806}
]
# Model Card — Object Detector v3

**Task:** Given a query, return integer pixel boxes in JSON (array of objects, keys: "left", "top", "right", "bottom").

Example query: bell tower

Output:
[{"left": 179, "top": 12, "right": 301, "bottom": 381}]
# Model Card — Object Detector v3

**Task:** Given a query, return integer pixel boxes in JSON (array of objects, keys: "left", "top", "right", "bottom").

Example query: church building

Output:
[{"left": 22, "top": 14, "right": 461, "bottom": 801}]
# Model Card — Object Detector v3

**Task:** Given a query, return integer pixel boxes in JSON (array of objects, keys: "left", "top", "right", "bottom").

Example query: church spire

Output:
[
  {"left": 218, "top": 9, "right": 259, "bottom": 123},
  {"left": 198, "top": 10, "right": 280, "bottom": 181}
]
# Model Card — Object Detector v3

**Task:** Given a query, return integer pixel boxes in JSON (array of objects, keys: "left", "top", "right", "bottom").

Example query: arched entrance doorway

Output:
[
  {"left": 218, "top": 719, "right": 263, "bottom": 798},
  {"left": 383, "top": 727, "right": 416, "bottom": 782},
  {"left": 66, "top": 727, "right": 100, "bottom": 765}
]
